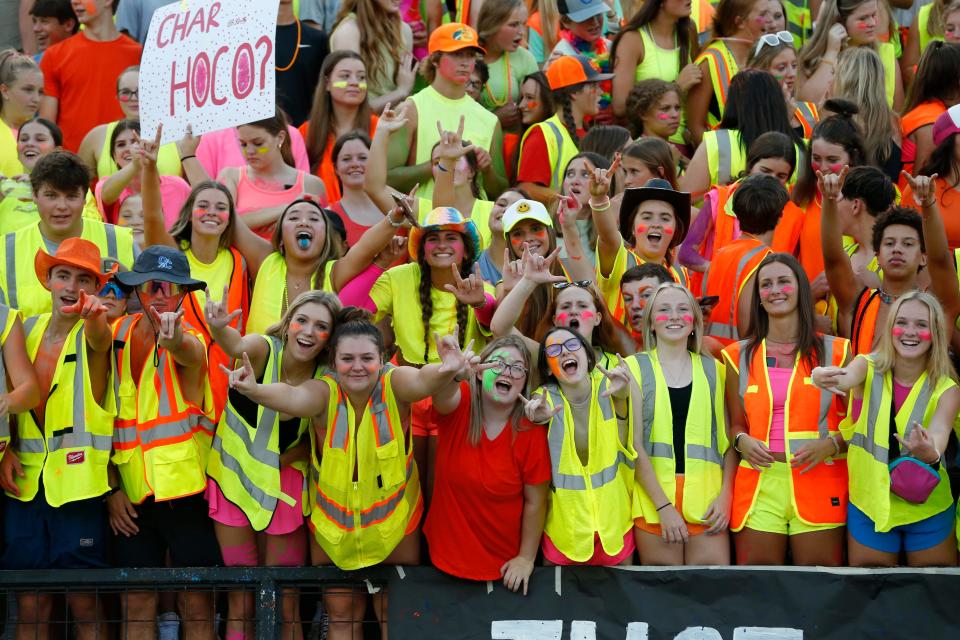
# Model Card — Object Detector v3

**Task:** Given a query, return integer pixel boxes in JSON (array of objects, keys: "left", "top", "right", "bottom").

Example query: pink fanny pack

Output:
[{"left": 888, "top": 457, "right": 940, "bottom": 504}]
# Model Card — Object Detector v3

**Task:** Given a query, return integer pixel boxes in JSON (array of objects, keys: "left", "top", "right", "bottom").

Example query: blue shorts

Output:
[
  {"left": 848, "top": 502, "right": 955, "bottom": 554},
  {"left": 2, "top": 493, "right": 108, "bottom": 570}
]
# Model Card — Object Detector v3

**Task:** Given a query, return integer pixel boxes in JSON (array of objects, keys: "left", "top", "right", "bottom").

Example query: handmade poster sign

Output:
[{"left": 139, "top": 0, "right": 280, "bottom": 145}]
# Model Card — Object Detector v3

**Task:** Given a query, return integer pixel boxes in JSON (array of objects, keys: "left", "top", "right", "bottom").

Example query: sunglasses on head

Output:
[
  {"left": 98, "top": 282, "right": 126, "bottom": 299},
  {"left": 754, "top": 31, "right": 794, "bottom": 56},
  {"left": 137, "top": 281, "right": 184, "bottom": 297},
  {"left": 544, "top": 337, "right": 583, "bottom": 358},
  {"left": 553, "top": 280, "right": 592, "bottom": 290}
]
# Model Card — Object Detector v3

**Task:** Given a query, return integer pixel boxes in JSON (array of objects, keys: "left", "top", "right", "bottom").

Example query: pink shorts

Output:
[
  {"left": 206, "top": 465, "right": 306, "bottom": 535},
  {"left": 541, "top": 530, "right": 635, "bottom": 566}
]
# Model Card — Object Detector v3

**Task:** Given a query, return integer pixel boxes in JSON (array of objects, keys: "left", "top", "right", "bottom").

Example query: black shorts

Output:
[
  {"left": 3, "top": 493, "right": 108, "bottom": 570},
  {"left": 110, "top": 494, "right": 222, "bottom": 568}
]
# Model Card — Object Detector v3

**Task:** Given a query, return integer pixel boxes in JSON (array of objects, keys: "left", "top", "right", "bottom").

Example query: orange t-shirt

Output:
[
  {"left": 40, "top": 32, "right": 142, "bottom": 152},
  {"left": 298, "top": 115, "right": 379, "bottom": 203},
  {"left": 423, "top": 382, "right": 551, "bottom": 581},
  {"left": 903, "top": 178, "right": 960, "bottom": 249}
]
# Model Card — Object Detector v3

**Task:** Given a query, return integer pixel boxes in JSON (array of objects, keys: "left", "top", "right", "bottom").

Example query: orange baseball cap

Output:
[
  {"left": 545, "top": 55, "right": 614, "bottom": 90},
  {"left": 428, "top": 23, "right": 486, "bottom": 54}
]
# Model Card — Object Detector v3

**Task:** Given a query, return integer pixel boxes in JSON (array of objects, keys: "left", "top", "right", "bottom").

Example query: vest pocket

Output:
[
  {"left": 148, "top": 440, "right": 205, "bottom": 499},
  {"left": 375, "top": 441, "right": 404, "bottom": 488}
]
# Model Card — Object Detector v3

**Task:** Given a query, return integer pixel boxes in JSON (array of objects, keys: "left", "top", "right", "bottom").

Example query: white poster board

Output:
[{"left": 139, "top": 0, "right": 280, "bottom": 145}]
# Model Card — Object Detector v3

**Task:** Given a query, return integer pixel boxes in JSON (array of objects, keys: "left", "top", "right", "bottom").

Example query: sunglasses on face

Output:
[
  {"left": 137, "top": 281, "right": 184, "bottom": 297},
  {"left": 553, "top": 280, "right": 592, "bottom": 290},
  {"left": 98, "top": 282, "right": 126, "bottom": 299},
  {"left": 754, "top": 31, "right": 794, "bottom": 56},
  {"left": 486, "top": 358, "right": 528, "bottom": 379},
  {"left": 545, "top": 337, "right": 584, "bottom": 358}
]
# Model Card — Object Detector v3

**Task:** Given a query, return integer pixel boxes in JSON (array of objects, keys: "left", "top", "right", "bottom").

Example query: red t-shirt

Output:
[
  {"left": 516, "top": 124, "right": 587, "bottom": 187},
  {"left": 41, "top": 32, "right": 142, "bottom": 152},
  {"left": 423, "top": 382, "right": 551, "bottom": 581}
]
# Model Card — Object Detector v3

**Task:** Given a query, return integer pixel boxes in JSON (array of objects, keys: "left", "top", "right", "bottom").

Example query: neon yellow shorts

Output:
[{"left": 740, "top": 461, "right": 842, "bottom": 536}]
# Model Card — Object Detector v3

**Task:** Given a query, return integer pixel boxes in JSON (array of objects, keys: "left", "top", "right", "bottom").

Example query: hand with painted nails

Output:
[
  {"left": 221, "top": 351, "right": 257, "bottom": 394},
  {"left": 149, "top": 306, "right": 185, "bottom": 346},
  {"left": 519, "top": 392, "right": 563, "bottom": 424},
  {"left": 901, "top": 171, "right": 939, "bottom": 209},
  {"left": 61, "top": 289, "right": 108, "bottom": 319},
  {"left": 520, "top": 244, "right": 566, "bottom": 285},
  {"left": 204, "top": 285, "right": 241, "bottom": 330},
  {"left": 557, "top": 194, "right": 581, "bottom": 228},
  {"left": 445, "top": 263, "right": 488, "bottom": 307}
]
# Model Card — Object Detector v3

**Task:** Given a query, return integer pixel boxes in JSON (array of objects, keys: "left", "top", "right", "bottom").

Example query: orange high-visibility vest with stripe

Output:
[
  {"left": 309, "top": 367, "right": 421, "bottom": 570},
  {"left": 794, "top": 102, "right": 819, "bottom": 140},
  {"left": 111, "top": 314, "right": 216, "bottom": 504},
  {"left": 722, "top": 336, "right": 850, "bottom": 531},
  {"left": 850, "top": 288, "right": 882, "bottom": 356},
  {"left": 695, "top": 41, "right": 738, "bottom": 128},
  {"left": 610, "top": 249, "right": 687, "bottom": 323},
  {"left": 704, "top": 237, "right": 771, "bottom": 345},
  {"left": 900, "top": 100, "right": 946, "bottom": 182},
  {"left": 180, "top": 247, "right": 249, "bottom": 419}
]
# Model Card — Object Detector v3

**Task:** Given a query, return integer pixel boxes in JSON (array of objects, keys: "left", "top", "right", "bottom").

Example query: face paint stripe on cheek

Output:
[
  {"left": 918, "top": 330, "right": 932, "bottom": 341},
  {"left": 654, "top": 315, "right": 669, "bottom": 322},
  {"left": 892, "top": 327, "right": 905, "bottom": 337},
  {"left": 681, "top": 314, "right": 694, "bottom": 324},
  {"left": 781, "top": 285, "right": 794, "bottom": 294}
]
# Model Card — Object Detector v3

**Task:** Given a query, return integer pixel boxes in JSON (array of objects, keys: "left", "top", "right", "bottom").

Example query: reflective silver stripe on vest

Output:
[
  {"left": 814, "top": 336, "right": 840, "bottom": 439},
  {"left": 706, "top": 245, "right": 767, "bottom": 341},
  {"left": 696, "top": 356, "right": 723, "bottom": 464},
  {"left": 544, "top": 121, "right": 565, "bottom": 192},
  {"left": 112, "top": 315, "right": 136, "bottom": 413},
  {"left": 852, "top": 369, "right": 931, "bottom": 464},
  {"left": 17, "top": 437, "right": 45, "bottom": 453},
  {"left": 113, "top": 424, "right": 137, "bottom": 445},
  {"left": 738, "top": 346, "right": 750, "bottom": 399},
  {"left": 328, "top": 372, "right": 391, "bottom": 450},
  {"left": 22, "top": 315, "right": 40, "bottom": 336},
  {"left": 44, "top": 327, "right": 103, "bottom": 453},
  {"left": 5, "top": 233, "right": 17, "bottom": 309},
  {"left": 359, "top": 457, "right": 414, "bottom": 526},
  {"left": 545, "top": 384, "right": 627, "bottom": 492},
  {"left": 104, "top": 224, "right": 118, "bottom": 261},
  {"left": 0, "top": 306, "right": 8, "bottom": 440},
  {"left": 715, "top": 129, "right": 733, "bottom": 186},
  {"left": 210, "top": 436, "right": 278, "bottom": 512},
  {"left": 137, "top": 417, "right": 195, "bottom": 446}
]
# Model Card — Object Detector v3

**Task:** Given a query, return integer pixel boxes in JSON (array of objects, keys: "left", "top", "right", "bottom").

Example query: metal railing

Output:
[{"left": 1, "top": 566, "right": 391, "bottom": 639}]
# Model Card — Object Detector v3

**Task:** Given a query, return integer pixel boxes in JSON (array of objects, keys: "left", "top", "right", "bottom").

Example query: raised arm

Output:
[
  {"left": 99, "top": 152, "right": 140, "bottom": 207},
  {"left": 796, "top": 26, "right": 845, "bottom": 104},
  {"left": 482, "top": 123, "right": 509, "bottom": 197},
  {"left": 204, "top": 285, "right": 270, "bottom": 364},
  {"left": 556, "top": 196, "right": 595, "bottom": 283},
  {"left": 231, "top": 211, "right": 274, "bottom": 280},
  {"left": 176, "top": 125, "right": 211, "bottom": 185},
  {"left": 819, "top": 167, "right": 860, "bottom": 325},
  {"left": 385, "top": 100, "right": 433, "bottom": 193},
  {"left": 139, "top": 126, "right": 178, "bottom": 249},
  {"left": 490, "top": 245, "right": 564, "bottom": 347},
  {"left": 432, "top": 117, "right": 478, "bottom": 215},
  {"left": 153, "top": 307, "right": 206, "bottom": 368},
  {"left": 390, "top": 332, "right": 472, "bottom": 403},
  {"left": 590, "top": 159, "right": 625, "bottom": 278},
  {"left": 226, "top": 352, "right": 331, "bottom": 417},
  {"left": 366, "top": 102, "right": 411, "bottom": 213},
  {"left": 330, "top": 199, "right": 412, "bottom": 291},
  {"left": 909, "top": 171, "right": 960, "bottom": 325}
]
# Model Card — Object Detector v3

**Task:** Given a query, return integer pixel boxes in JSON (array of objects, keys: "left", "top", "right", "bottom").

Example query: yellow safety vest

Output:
[
  {"left": 916, "top": 5, "right": 943, "bottom": 56},
  {"left": 111, "top": 314, "right": 216, "bottom": 504},
  {"left": 0, "top": 125, "right": 22, "bottom": 178},
  {"left": 842, "top": 358, "right": 955, "bottom": 532},
  {"left": 97, "top": 120, "right": 182, "bottom": 179},
  {"left": 541, "top": 369, "right": 637, "bottom": 562},
  {"left": 626, "top": 349, "right": 728, "bottom": 524},
  {"left": 782, "top": 0, "right": 812, "bottom": 46},
  {"left": 371, "top": 262, "right": 491, "bottom": 365},
  {"left": 878, "top": 41, "right": 897, "bottom": 109},
  {"left": 309, "top": 368, "right": 421, "bottom": 570},
  {"left": 207, "top": 335, "right": 314, "bottom": 531},
  {"left": 519, "top": 114, "right": 578, "bottom": 193},
  {"left": 0, "top": 220, "right": 135, "bottom": 318},
  {"left": 7, "top": 314, "right": 116, "bottom": 506},
  {"left": 0, "top": 304, "right": 16, "bottom": 462},
  {"left": 704, "top": 128, "right": 804, "bottom": 187},
  {"left": 410, "top": 85, "right": 498, "bottom": 199},
  {"left": 247, "top": 252, "right": 334, "bottom": 335}
]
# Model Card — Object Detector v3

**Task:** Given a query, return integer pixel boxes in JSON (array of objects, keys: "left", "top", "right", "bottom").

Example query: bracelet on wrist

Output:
[
  {"left": 733, "top": 432, "right": 747, "bottom": 453},
  {"left": 589, "top": 197, "right": 611, "bottom": 212},
  {"left": 436, "top": 163, "right": 449, "bottom": 173},
  {"left": 180, "top": 154, "right": 196, "bottom": 162},
  {"left": 829, "top": 434, "right": 841, "bottom": 456},
  {"left": 388, "top": 214, "right": 404, "bottom": 227},
  {"left": 656, "top": 502, "right": 671, "bottom": 512}
]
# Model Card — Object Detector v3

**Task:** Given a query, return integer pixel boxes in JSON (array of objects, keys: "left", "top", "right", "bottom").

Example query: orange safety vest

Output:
[
  {"left": 723, "top": 336, "right": 849, "bottom": 530},
  {"left": 111, "top": 314, "right": 216, "bottom": 504},
  {"left": 797, "top": 197, "right": 823, "bottom": 283},
  {"left": 612, "top": 249, "right": 687, "bottom": 322},
  {"left": 900, "top": 100, "right": 946, "bottom": 182},
  {"left": 180, "top": 247, "right": 249, "bottom": 419},
  {"left": 704, "top": 237, "right": 771, "bottom": 345},
  {"left": 696, "top": 41, "right": 738, "bottom": 128},
  {"left": 794, "top": 102, "right": 820, "bottom": 140},
  {"left": 771, "top": 200, "right": 806, "bottom": 256},
  {"left": 850, "top": 288, "right": 882, "bottom": 356}
]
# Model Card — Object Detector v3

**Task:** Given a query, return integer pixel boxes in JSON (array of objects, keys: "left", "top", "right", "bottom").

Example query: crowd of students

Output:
[{"left": 2, "top": 0, "right": 960, "bottom": 637}]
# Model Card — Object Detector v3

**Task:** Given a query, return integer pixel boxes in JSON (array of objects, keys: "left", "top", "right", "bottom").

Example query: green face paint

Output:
[{"left": 482, "top": 368, "right": 499, "bottom": 395}]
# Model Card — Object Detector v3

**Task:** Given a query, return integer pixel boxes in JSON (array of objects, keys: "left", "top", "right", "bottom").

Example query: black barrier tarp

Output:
[{"left": 388, "top": 565, "right": 960, "bottom": 639}]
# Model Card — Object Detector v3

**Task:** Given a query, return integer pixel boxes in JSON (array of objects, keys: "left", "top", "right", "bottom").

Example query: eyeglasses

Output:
[
  {"left": 486, "top": 358, "right": 528, "bottom": 379},
  {"left": 465, "top": 80, "right": 483, "bottom": 90},
  {"left": 553, "top": 280, "right": 592, "bottom": 290},
  {"left": 137, "top": 281, "right": 184, "bottom": 297},
  {"left": 754, "top": 31, "right": 795, "bottom": 56},
  {"left": 98, "top": 282, "right": 125, "bottom": 299},
  {"left": 544, "top": 337, "right": 583, "bottom": 358},
  {"left": 117, "top": 89, "right": 139, "bottom": 102}
]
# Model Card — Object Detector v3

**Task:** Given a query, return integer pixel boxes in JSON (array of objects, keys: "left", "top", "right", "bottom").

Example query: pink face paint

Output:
[
  {"left": 317, "top": 330, "right": 330, "bottom": 341},
  {"left": 635, "top": 223, "right": 648, "bottom": 235},
  {"left": 82, "top": 0, "right": 100, "bottom": 17},
  {"left": 580, "top": 311, "right": 595, "bottom": 321},
  {"left": 829, "top": 163, "right": 843, "bottom": 174},
  {"left": 918, "top": 330, "right": 932, "bottom": 341},
  {"left": 556, "top": 312, "right": 569, "bottom": 324},
  {"left": 892, "top": 327, "right": 905, "bottom": 337},
  {"left": 759, "top": 288, "right": 771, "bottom": 299},
  {"left": 662, "top": 226, "right": 674, "bottom": 236},
  {"left": 194, "top": 207, "right": 209, "bottom": 216},
  {"left": 525, "top": 100, "right": 540, "bottom": 110},
  {"left": 656, "top": 113, "right": 671, "bottom": 120},
  {"left": 855, "top": 21, "right": 869, "bottom": 29},
  {"left": 290, "top": 321, "right": 303, "bottom": 332},
  {"left": 682, "top": 314, "right": 694, "bottom": 324},
  {"left": 654, "top": 314, "right": 669, "bottom": 322},
  {"left": 781, "top": 285, "right": 794, "bottom": 294}
]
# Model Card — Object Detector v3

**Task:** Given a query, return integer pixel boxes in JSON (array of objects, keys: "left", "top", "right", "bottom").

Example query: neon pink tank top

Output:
[
  {"left": 767, "top": 367, "right": 792, "bottom": 454},
  {"left": 236, "top": 168, "right": 308, "bottom": 239}
]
